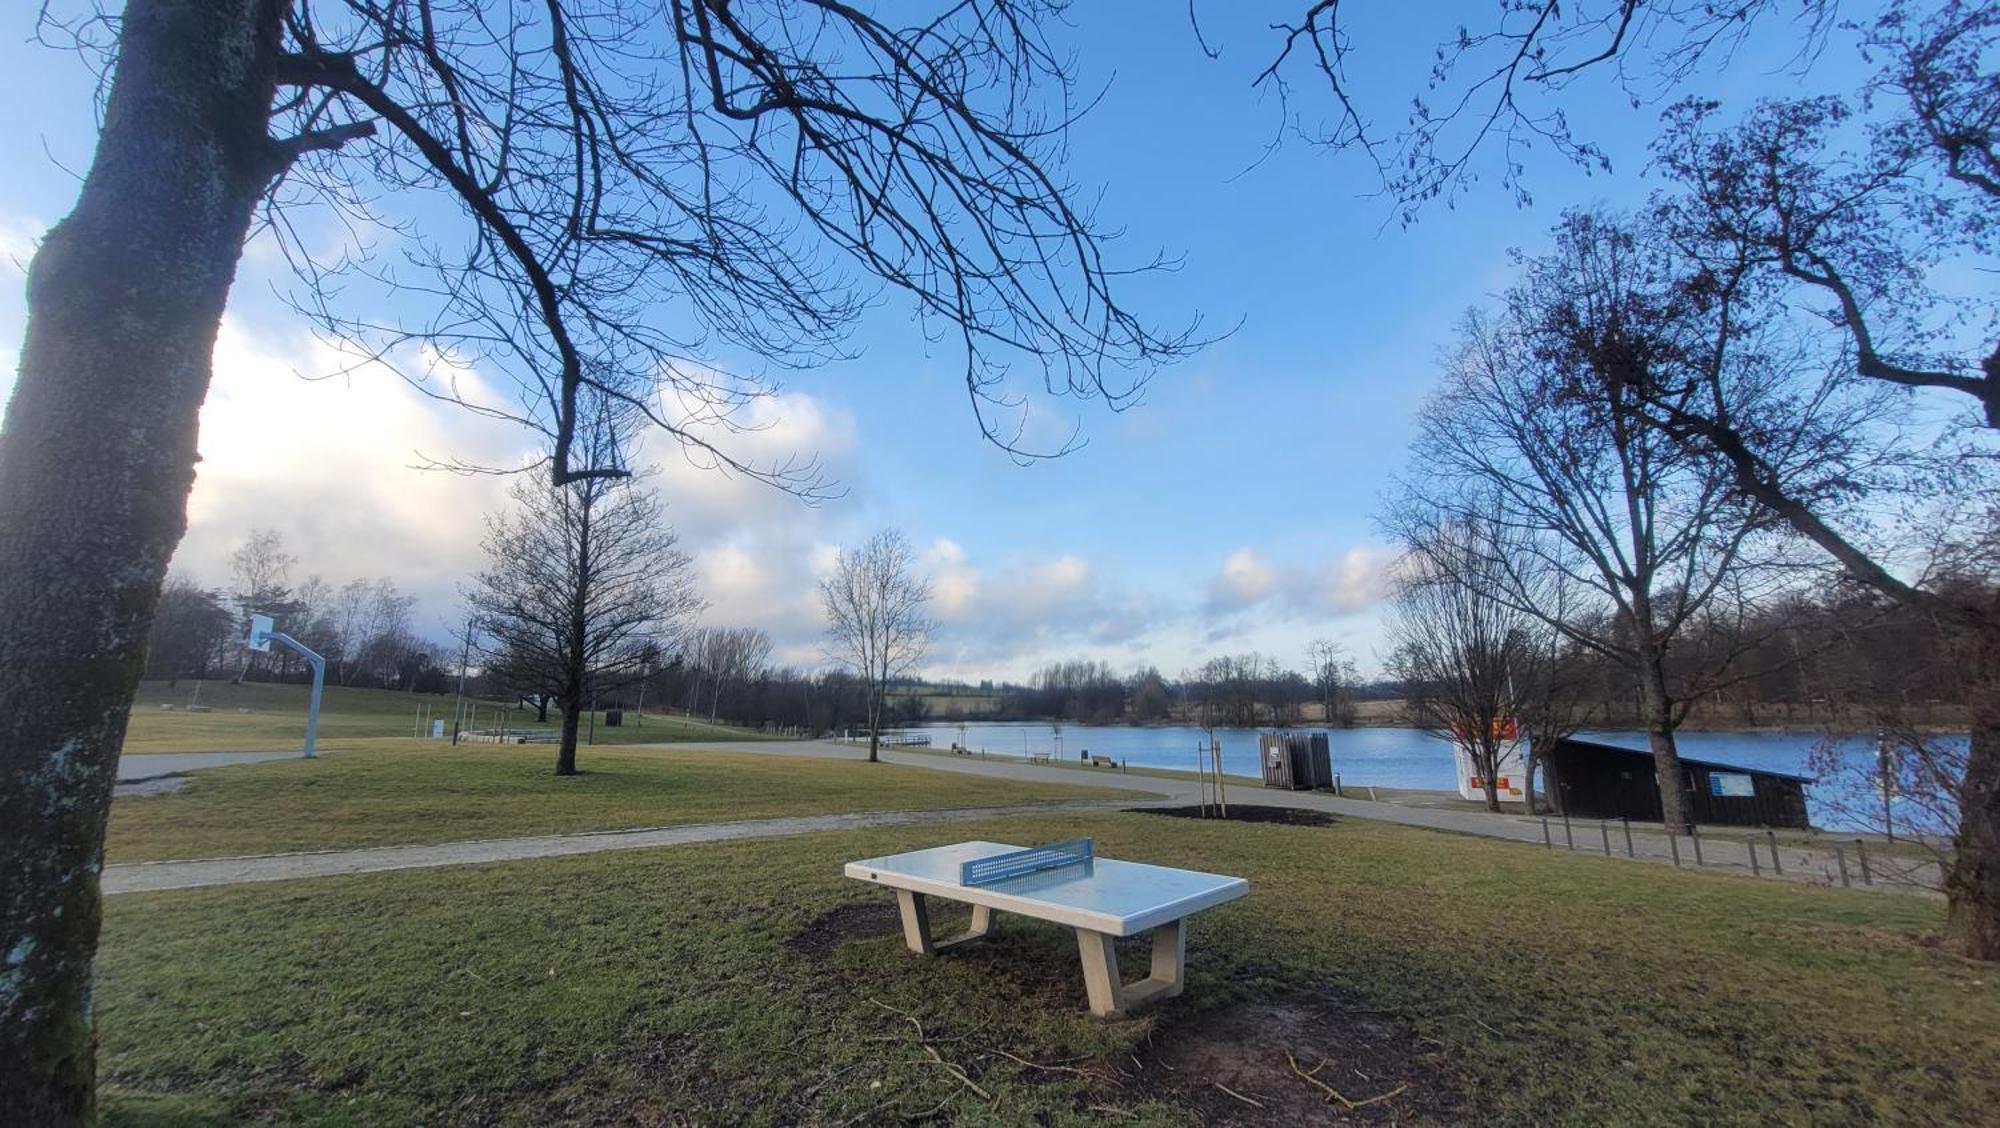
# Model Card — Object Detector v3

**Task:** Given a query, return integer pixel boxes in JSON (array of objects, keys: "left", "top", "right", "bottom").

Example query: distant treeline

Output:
[{"left": 144, "top": 530, "right": 453, "bottom": 693}]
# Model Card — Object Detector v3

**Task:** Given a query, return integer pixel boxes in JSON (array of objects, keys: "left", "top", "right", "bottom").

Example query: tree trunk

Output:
[
  {"left": 1946, "top": 633, "right": 2000, "bottom": 959},
  {"left": 557, "top": 487, "right": 591, "bottom": 776},
  {"left": 0, "top": 2, "right": 289, "bottom": 1120},
  {"left": 1636, "top": 650, "right": 1689, "bottom": 832},
  {"left": 1479, "top": 739, "right": 1502, "bottom": 812},
  {"left": 536, "top": 695, "right": 549, "bottom": 724},
  {"left": 866, "top": 687, "right": 881, "bottom": 763},
  {"left": 557, "top": 696, "right": 582, "bottom": 776}
]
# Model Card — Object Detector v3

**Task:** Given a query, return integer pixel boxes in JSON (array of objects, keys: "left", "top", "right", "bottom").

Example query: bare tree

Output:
[
  {"left": 1385, "top": 515, "right": 1551, "bottom": 813},
  {"left": 1393, "top": 212, "right": 1802, "bottom": 830},
  {"left": 467, "top": 436, "right": 703, "bottom": 775},
  {"left": 0, "top": 5, "right": 1198, "bottom": 1112},
  {"left": 684, "top": 626, "right": 775, "bottom": 723},
  {"left": 228, "top": 528, "right": 299, "bottom": 681},
  {"left": 1626, "top": 2, "right": 2000, "bottom": 955},
  {"left": 143, "top": 575, "right": 235, "bottom": 686},
  {"left": 819, "top": 530, "right": 934, "bottom": 763},
  {"left": 1257, "top": 0, "right": 1840, "bottom": 221},
  {"left": 1306, "top": 638, "right": 1359, "bottom": 728}
]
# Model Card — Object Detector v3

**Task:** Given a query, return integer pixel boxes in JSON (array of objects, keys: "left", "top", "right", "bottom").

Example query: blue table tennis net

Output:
[{"left": 960, "top": 838, "right": 1094, "bottom": 887}]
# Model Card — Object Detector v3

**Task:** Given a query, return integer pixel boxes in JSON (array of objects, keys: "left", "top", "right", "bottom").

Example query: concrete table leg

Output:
[
  {"left": 896, "top": 890, "right": 935, "bottom": 955},
  {"left": 1075, "top": 919, "right": 1187, "bottom": 1018},
  {"left": 896, "top": 893, "right": 996, "bottom": 956}
]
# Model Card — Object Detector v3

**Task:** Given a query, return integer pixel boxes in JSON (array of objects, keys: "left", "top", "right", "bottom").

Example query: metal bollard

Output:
[
  {"left": 1542, "top": 817, "right": 1552, "bottom": 850},
  {"left": 1668, "top": 833, "right": 1681, "bottom": 867},
  {"left": 1767, "top": 830, "right": 1783, "bottom": 875},
  {"left": 1622, "top": 817, "right": 1634, "bottom": 857},
  {"left": 1691, "top": 824, "right": 1704, "bottom": 867},
  {"left": 1855, "top": 839, "right": 1873, "bottom": 885},
  {"left": 1747, "top": 835, "right": 1762, "bottom": 876},
  {"left": 1600, "top": 821, "right": 1612, "bottom": 856},
  {"left": 1835, "top": 846, "right": 1851, "bottom": 888}
]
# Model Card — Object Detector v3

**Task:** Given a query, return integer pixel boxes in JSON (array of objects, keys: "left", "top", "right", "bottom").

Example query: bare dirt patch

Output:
[
  {"left": 1099, "top": 995, "right": 1464, "bottom": 1124},
  {"left": 786, "top": 899, "right": 902, "bottom": 960},
  {"left": 1127, "top": 804, "right": 1338, "bottom": 828}
]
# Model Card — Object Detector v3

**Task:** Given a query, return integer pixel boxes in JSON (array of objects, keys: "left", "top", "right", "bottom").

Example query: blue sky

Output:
[{"left": 0, "top": 4, "right": 1870, "bottom": 681}]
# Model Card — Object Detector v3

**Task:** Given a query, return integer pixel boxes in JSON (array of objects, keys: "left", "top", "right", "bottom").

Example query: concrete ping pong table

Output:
[{"left": 845, "top": 838, "right": 1248, "bottom": 1018}]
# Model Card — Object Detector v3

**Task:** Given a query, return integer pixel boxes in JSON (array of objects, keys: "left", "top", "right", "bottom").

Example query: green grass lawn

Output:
[
  {"left": 126, "top": 679, "right": 767, "bottom": 754},
  {"left": 107, "top": 741, "right": 1150, "bottom": 862},
  {"left": 97, "top": 811, "right": 1998, "bottom": 1125}
]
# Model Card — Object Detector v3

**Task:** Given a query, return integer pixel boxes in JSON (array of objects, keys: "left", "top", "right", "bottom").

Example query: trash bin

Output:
[{"left": 605, "top": 708, "right": 623, "bottom": 727}]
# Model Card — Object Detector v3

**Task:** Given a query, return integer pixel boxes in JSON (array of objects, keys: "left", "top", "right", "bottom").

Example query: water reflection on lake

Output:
[{"left": 902, "top": 719, "right": 1929, "bottom": 832}]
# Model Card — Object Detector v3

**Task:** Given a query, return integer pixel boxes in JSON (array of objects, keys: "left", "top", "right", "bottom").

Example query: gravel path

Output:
[
  {"left": 102, "top": 799, "right": 1138, "bottom": 895},
  {"left": 117, "top": 750, "right": 304, "bottom": 780}
]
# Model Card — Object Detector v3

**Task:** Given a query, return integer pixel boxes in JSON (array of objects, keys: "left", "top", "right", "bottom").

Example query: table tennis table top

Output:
[{"left": 845, "top": 840, "right": 1248, "bottom": 937}]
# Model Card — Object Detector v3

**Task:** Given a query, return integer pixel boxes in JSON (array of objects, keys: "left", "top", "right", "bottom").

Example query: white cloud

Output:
[
  {"left": 172, "top": 320, "right": 532, "bottom": 620},
  {"left": 1323, "top": 545, "right": 1404, "bottom": 612},
  {"left": 925, "top": 538, "right": 980, "bottom": 616},
  {"left": 1208, "top": 546, "right": 1277, "bottom": 611}
]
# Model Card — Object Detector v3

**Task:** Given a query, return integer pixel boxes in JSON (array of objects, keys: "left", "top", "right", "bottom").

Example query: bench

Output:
[
  {"left": 845, "top": 839, "right": 1249, "bottom": 1018},
  {"left": 1090, "top": 755, "right": 1118, "bottom": 769}
]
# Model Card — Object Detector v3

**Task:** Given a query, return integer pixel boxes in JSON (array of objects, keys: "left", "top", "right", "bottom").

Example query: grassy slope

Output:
[
  {"left": 98, "top": 812, "right": 1997, "bottom": 1125},
  {"left": 126, "top": 680, "right": 764, "bottom": 754},
  {"left": 107, "top": 741, "right": 1150, "bottom": 862}
]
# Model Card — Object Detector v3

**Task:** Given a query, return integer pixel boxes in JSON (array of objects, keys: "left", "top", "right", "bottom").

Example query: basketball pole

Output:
[{"left": 248, "top": 614, "right": 324, "bottom": 759}]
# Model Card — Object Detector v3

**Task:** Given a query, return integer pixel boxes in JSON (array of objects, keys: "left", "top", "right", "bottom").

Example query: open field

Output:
[
  {"left": 125, "top": 680, "right": 768, "bottom": 754},
  {"left": 98, "top": 810, "right": 1998, "bottom": 1125},
  {"left": 107, "top": 741, "right": 1148, "bottom": 862}
]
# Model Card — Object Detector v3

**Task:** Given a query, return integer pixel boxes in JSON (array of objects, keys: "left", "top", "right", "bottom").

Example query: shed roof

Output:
[{"left": 1553, "top": 737, "right": 1814, "bottom": 783}]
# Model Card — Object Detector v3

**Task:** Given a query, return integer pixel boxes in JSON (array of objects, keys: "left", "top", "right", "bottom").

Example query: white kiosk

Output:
[{"left": 1453, "top": 721, "right": 1528, "bottom": 803}]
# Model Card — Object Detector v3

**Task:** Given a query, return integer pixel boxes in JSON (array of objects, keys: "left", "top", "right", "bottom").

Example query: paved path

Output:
[
  {"left": 117, "top": 750, "right": 303, "bottom": 781},
  {"left": 106, "top": 738, "right": 1941, "bottom": 896},
  {"left": 103, "top": 799, "right": 1137, "bottom": 895}
]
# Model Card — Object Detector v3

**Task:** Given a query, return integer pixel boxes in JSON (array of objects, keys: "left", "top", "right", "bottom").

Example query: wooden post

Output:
[
  {"left": 1747, "top": 836, "right": 1761, "bottom": 876},
  {"left": 1835, "top": 846, "right": 1851, "bottom": 888},
  {"left": 1561, "top": 810, "right": 1574, "bottom": 851},
  {"left": 1690, "top": 824, "right": 1704, "bottom": 867},
  {"left": 1766, "top": 831, "right": 1783, "bottom": 875},
  {"left": 1621, "top": 817, "right": 1634, "bottom": 857},
  {"left": 1541, "top": 818, "right": 1552, "bottom": 849},
  {"left": 1600, "top": 821, "right": 1612, "bottom": 856},
  {"left": 1213, "top": 738, "right": 1227, "bottom": 818},
  {"left": 1855, "top": 839, "right": 1873, "bottom": 885},
  {"left": 1668, "top": 833, "right": 1681, "bottom": 867}
]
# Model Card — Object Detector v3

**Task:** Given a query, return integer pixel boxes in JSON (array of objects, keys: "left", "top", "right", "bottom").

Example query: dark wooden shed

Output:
[
  {"left": 1542, "top": 738, "right": 1811, "bottom": 829},
  {"left": 1259, "top": 731, "right": 1334, "bottom": 791}
]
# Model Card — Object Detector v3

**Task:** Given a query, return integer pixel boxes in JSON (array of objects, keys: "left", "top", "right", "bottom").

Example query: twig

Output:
[
  {"left": 984, "top": 1047, "right": 1102, "bottom": 1078},
  {"left": 1088, "top": 1104, "right": 1139, "bottom": 1120},
  {"left": 1287, "top": 1050, "right": 1349, "bottom": 1105},
  {"left": 1213, "top": 1082, "right": 1265, "bottom": 1109},
  {"left": 1349, "top": 1084, "right": 1409, "bottom": 1109},
  {"left": 921, "top": 1044, "right": 993, "bottom": 1101},
  {"left": 1286, "top": 1051, "right": 1409, "bottom": 1111}
]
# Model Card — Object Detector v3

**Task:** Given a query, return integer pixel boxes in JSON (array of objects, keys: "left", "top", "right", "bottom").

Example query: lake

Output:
[{"left": 901, "top": 719, "right": 1921, "bottom": 832}]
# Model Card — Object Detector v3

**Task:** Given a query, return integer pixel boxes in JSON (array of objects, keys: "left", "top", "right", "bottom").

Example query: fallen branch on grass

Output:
[
  {"left": 1287, "top": 1050, "right": 1410, "bottom": 1110},
  {"left": 1213, "top": 1081, "right": 1266, "bottom": 1108}
]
